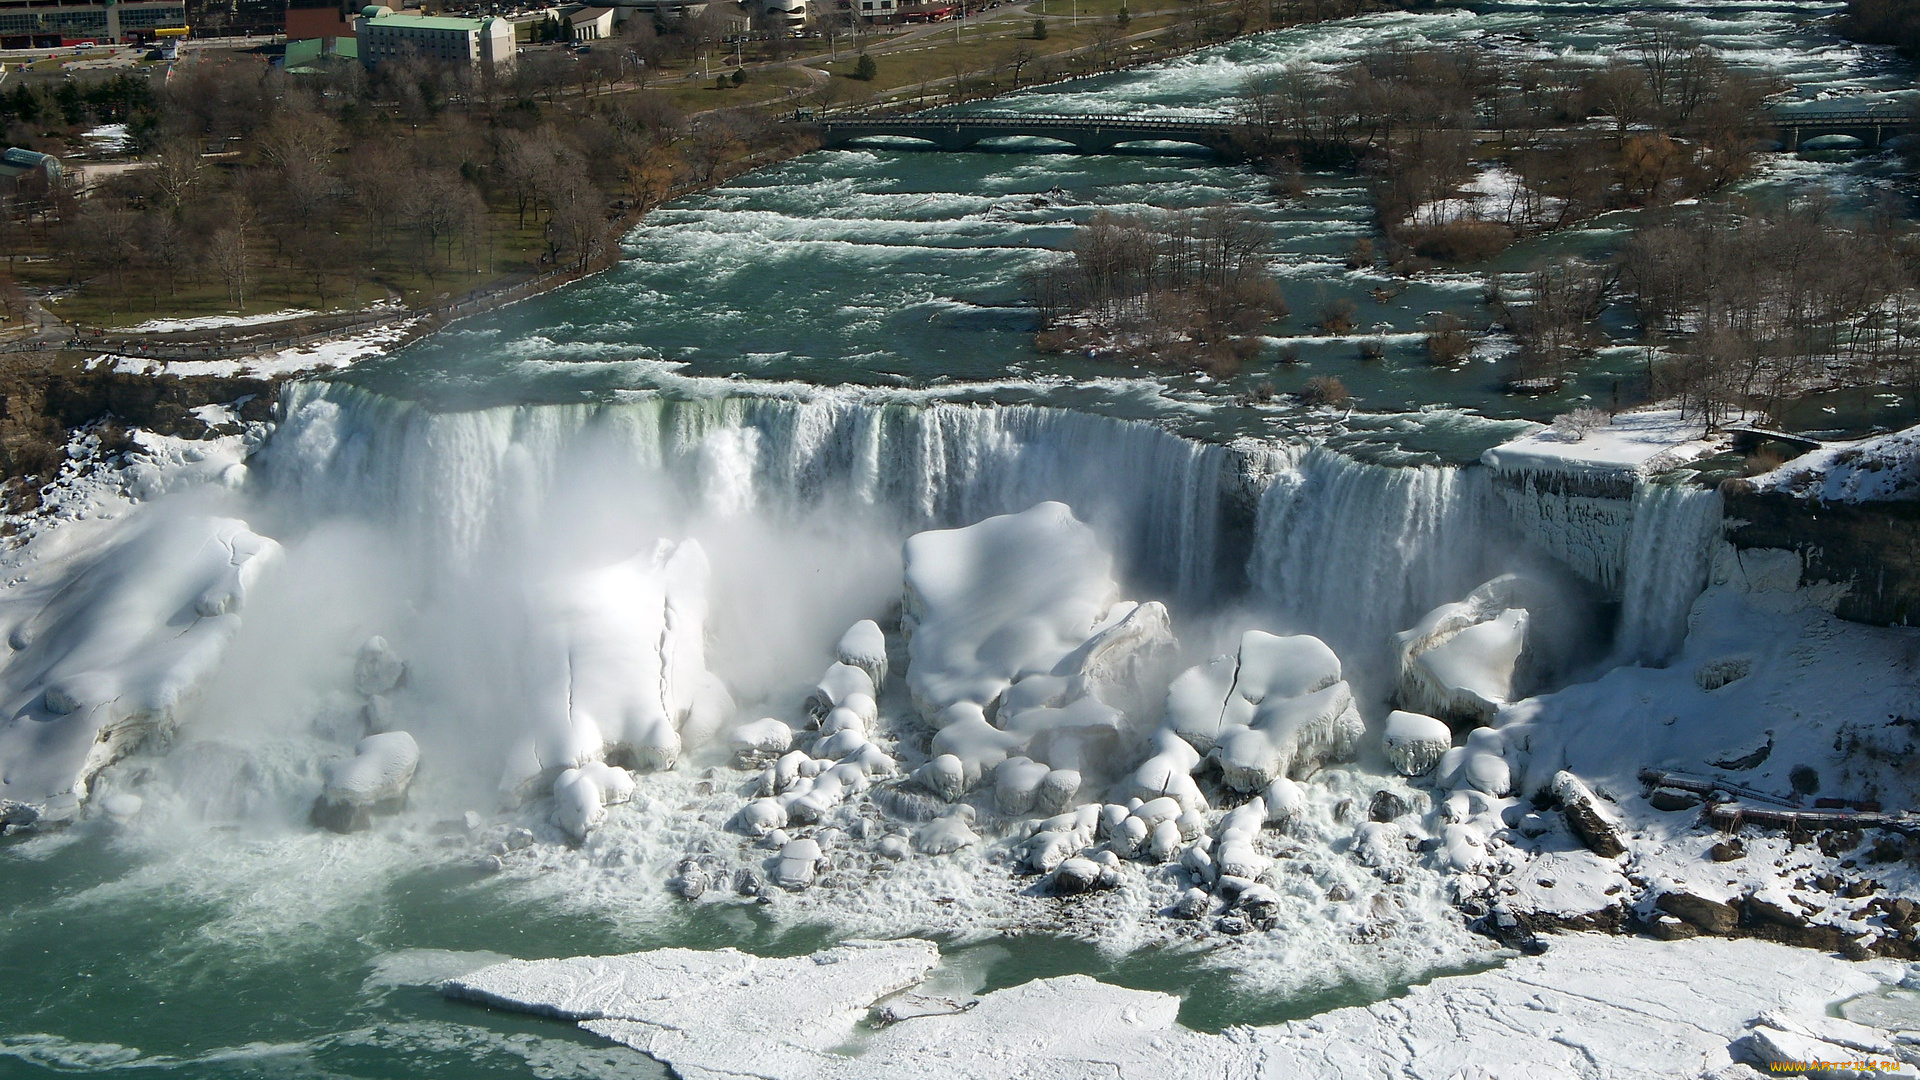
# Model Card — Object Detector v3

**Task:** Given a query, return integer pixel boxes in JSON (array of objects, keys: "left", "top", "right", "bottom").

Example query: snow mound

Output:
[
  {"left": 0, "top": 513, "right": 280, "bottom": 808},
  {"left": 901, "top": 502, "right": 1117, "bottom": 714},
  {"left": 1754, "top": 423, "right": 1920, "bottom": 503},
  {"left": 1482, "top": 408, "right": 1716, "bottom": 479},
  {"left": 1163, "top": 631, "right": 1362, "bottom": 793},
  {"left": 313, "top": 731, "right": 419, "bottom": 833},
  {"left": 503, "top": 540, "right": 732, "bottom": 802}
]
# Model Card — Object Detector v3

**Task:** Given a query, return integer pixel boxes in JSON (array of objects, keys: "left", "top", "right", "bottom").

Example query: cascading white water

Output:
[
  {"left": 1612, "top": 481, "right": 1725, "bottom": 665},
  {"left": 259, "top": 382, "right": 1233, "bottom": 606},
  {"left": 1243, "top": 444, "right": 1511, "bottom": 675}
]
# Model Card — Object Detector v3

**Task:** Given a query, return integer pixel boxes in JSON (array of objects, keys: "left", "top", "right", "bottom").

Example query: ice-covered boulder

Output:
[
  {"left": 1395, "top": 577, "right": 1531, "bottom": 727},
  {"left": 836, "top": 620, "right": 888, "bottom": 690},
  {"left": 354, "top": 636, "right": 407, "bottom": 696},
  {"left": 312, "top": 731, "right": 419, "bottom": 833},
  {"left": 1166, "top": 632, "right": 1342, "bottom": 752},
  {"left": 1435, "top": 728, "right": 1514, "bottom": 798},
  {"left": 1383, "top": 710, "right": 1453, "bottom": 777},
  {"left": 806, "top": 663, "right": 875, "bottom": 725},
  {"left": 729, "top": 718, "right": 793, "bottom": 767},
  {"left": 773, "top": 838, "right": 823, "bottom": 890},
  {"left": 901, "top": 503, "right": 1117, "bottom": 714},
  {"left": 1213, "top": 679, "right": 1364, "bottom": 791},
  {"left": 1120, "top": 729, "right": 1208, "bottom": 811},
  {"left": 1161, "top": 631, "right": 1360, "bottom": 792},
  {"left": 0, "top": 515, "right": 281, "bottom": 810},
  {"left": 914, "top": 806, "right": 979, "bottom": 855}
]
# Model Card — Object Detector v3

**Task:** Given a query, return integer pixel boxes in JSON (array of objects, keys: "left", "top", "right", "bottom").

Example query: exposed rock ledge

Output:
[{"left": 446, "top": 934, "right": 1910, "bottom": 1078}]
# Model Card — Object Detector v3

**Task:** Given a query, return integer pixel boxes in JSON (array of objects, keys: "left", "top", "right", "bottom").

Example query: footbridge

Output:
[
  {"left": 817, "top": 114, "right": 1243, "bottom": 156},
  {"left": 1766, "top": 107, "right": 1911, "bottom": 151},
  {"left": 817, "top": 107, "right": 1914, "bottom": 157}
]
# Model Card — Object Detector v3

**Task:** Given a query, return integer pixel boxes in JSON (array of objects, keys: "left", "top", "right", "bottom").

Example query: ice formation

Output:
[
  {"left": 497, "top": 540, "right": 734, "bottom": 827},
  {"left": 0, "top": 514, "right": 280, "bottom": 807},
  {"left": 1163, "top": 630, "right": 1363, "bottom": 792},
  {"left": 1394, "top": 576, "right": 1531, "bottom": 726},
  {"left": 901, "top": 502, "right": 1120, "bottom": 714},
  {"left": 1382, "top": 710, "right": 1453, "bottom": 777}
]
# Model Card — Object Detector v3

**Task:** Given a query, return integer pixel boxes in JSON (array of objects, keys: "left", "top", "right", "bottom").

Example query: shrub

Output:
[
  {"left": 1301, "top": 375, "right": 1350, "bottom": 407},
  {"left": 1318, "top": 297, "right": 1357, "bottom": 335},
  {"left": 1345, "top": 238, "right": 1375, "bottom": 270},
  {"left": 1397, "top": 219, "right": 1515, "bottom": 264},
  {"left": 855, "top": 53, "right": 877, "bottom": 81},
  {"left": 1034, "top": 18, "right": 1048, "bottom": 39},
  {"left": 1358, "top": 338, "right": 1385, "bottom": 361},
  {"left": 1425, "top": 312, "right": 1473, "bottom": 366}
]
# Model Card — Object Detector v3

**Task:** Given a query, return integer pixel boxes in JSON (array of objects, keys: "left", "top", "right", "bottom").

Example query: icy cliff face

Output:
[{"left": 0, "top": 513, "right": 280, "bottom": 807}]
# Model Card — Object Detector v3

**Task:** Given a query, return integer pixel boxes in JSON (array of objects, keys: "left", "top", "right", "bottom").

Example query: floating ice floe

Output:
[{"left": 444, "top": 934, "right": 1909, "bottom": 1080}]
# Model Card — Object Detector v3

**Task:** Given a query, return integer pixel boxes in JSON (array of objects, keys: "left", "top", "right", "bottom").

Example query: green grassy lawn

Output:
[
  {"left": 1027, "top": 0, "right": 1141, "bottom": 18},
  {"left": 13, "top": 205, "right": 553, "bottom": 330}
]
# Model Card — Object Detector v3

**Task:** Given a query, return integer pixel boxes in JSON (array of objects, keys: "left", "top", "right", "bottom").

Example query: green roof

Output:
[{"left": 364, "top": 13, "right": 486, "bottom": 31}]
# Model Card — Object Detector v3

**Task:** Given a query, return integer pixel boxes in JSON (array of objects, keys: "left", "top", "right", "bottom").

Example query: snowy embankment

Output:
[
  {"left": 1480, "top": 408, "right": 1719, "bottom": 480},
  {"left": 1755, "top": 425, "right": 1920, "bottom": 503},
  {"left": 445, "top": 933, "right": 1915, "bottom": 1079},
  {"left": 104, "top": 319, "right": 416, "bottom": 379}
]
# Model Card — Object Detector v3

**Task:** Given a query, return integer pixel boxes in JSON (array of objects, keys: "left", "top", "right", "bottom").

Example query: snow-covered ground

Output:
[
  {"left": 114, "top": 309, "right": 324, "bottom": 335},
  {"left": 444, "top": 933, "right": 1916, "bottom": 1079},
  {"left": 1756, "top": 425, "right": 1920, "bottom": 503},
  {"left": 1481, "top": 408, "right": 1721, "bottom": 478},
  {"left": 1405, "top": 165, "right": 1563, "bottom": 229},
  {"left": 103, "top": 320, "right": 416, "bottom": 378}
]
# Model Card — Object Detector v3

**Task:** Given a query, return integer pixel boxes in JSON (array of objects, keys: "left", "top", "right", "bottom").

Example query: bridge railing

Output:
[{"left": 822, "top": 113, "right": 1237, "bottom": 131}]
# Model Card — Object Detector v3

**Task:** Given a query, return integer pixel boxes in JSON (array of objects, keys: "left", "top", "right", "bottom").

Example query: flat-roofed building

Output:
[
  {"left": 0, "top": 0, "right": 187, "bottom": 48},
  {"left": 566, "top": 5, "right": 610, "bottom": 41},
  {"left": 354, "top": 5, "right": 514, "bottom": 72}
]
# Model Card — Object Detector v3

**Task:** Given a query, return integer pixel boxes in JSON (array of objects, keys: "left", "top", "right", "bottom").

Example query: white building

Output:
[
  {"left": 355, "top": 6, "right": 516, "bottom": 73},
  {"left": 567, "top": 5, "right": 613, "bottom": 41}
]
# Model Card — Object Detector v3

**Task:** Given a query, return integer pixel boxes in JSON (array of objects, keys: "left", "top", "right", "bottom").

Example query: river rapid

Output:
[{"left": 1, "top": 3, "right": 1912, "bottom": 1077}]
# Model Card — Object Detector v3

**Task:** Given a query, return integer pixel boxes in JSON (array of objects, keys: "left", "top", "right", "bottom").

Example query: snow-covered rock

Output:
[
  {"left": 1383, "top": 710, "right": 1453, "bottom": 776},
  {"left": 901, "top": 502, "right": 1117, "bottom": 714},
  {"left": 312, "top": 731, "right": 419, "bottom": 833},
  {"left": 914, "top": 806, "right": 979, "bottom": 855},
  {"left": 835, "top": 620, "right": 889, "bottom": 689},
  {"left": 1754, "top": 423, "right": 1920, "bottom": 504}
]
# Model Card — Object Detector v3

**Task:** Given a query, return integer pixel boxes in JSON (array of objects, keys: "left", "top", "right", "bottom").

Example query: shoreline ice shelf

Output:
[{"left": 441, "top": 934, "right": 1920, "bottom": 1079}]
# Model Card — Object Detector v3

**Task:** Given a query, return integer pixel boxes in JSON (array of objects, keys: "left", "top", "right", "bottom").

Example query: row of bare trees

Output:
[
  {"left": 1031, "top": 206, "right": 1287, "bottom": 372},
  {"left": 1235, "top": 19, "right": 1774, "bottom": 267},
  {"left": 1620, "top": 199, "right": 1920, "bottom": 424},
  {"left": 14, "top": 38, "right": 810, "bottom": 324}
]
